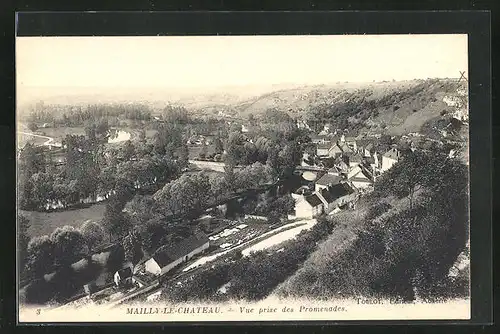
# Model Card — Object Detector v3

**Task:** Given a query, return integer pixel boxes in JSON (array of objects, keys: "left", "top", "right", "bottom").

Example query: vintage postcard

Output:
[{"left": 16, "top": 34, "right": 470, "bottom": 322}]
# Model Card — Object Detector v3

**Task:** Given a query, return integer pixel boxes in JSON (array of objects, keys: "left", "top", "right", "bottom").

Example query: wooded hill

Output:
[
  {"left": 225, "top": 78, "right": 467, "bottom": 138},
  {"left": 274, "top": 147, "right": 469, "bottom": 302}
]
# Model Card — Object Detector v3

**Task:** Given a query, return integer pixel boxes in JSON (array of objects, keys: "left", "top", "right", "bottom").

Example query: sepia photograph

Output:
[{"left": 16, "top": 34, "right": 470, "bottom": 322}]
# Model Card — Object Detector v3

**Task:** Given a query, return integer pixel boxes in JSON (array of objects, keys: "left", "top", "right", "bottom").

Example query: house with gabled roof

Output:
[
  {"left": 381, "top": 148, "right": 401, "bottom": 172},
  {"left": 364, "top": 151, "right": 380, "bottom": 171},
  {"left": 349, "top": 167, "right": 374, "bottom": 190},
  {"left": 336, "top": 158, "right": 350, "bottom": 169},
  {"left": 339, "top": 142, "right": 353, "bottom": 154},
  {"left": 316, "top": 142, "right": 332, "bottom": 157},
  {"left": 327, "top": 166, "right": 342, "bottom": 176},
  {"left": 296, "top": 119, "right": 311, "bottom": 130},
  {"left": 327, "top": 143, "right": 343, "bottom": 158},
  {"left": 339, "top": 134, "right": 358, "bottom": 151},
  {"left": 315, "top": 182, "right": 357, "bottom": 214},
  {"left": 345, "top": 152, "right": 363, "bottom": 168},
  {"left": 294, "top": 193, "right": 324, "bottom": 218},
  {"left": 144, "top": 234, "right": 210, "bottom": 276},
  {"left": 310, "top": 134, "right": 331, "bottom": 144},
  {"left": 347, "top": 165, "right": 362, "bottom": 179},
  {"left": 114, "top": 265, "right": 133, "bottom": 287},
  {"left": 315, "top": 173, "right": 343, "bottom": 192},
  {"left": 359, "top": 142, "right": 374, "bottom": 157}
]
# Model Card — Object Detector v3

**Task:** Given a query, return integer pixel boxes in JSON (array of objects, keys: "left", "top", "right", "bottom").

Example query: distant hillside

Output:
[
  {"left": 18, "top": 79, "right": 468, "bottom": 140},
  {"left": 228, "top": 78, "right": 467, "bottom": 137}
]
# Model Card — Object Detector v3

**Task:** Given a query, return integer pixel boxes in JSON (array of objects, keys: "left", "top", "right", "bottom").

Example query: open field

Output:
[
  {"left": 20, "top": 203, "right": 107, "bottom": 238},
  {"left": 36, "top": 127, "right": 87, "bottom": 141}
]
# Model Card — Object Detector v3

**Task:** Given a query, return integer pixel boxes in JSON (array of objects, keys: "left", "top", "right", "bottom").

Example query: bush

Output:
[
  {"left": 28, "top": 122, "right": 38, "bottom": 132},
  {"left": 366, "top": 201, "right": 392, "bottom": 221}
]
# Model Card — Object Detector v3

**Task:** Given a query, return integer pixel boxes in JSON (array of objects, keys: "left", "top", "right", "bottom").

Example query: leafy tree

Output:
[
  {"left": 25, "top": 235, "right": 54, "bottom": 278},
  {"left": 248, "top": 114, "right": 256, "bottom": 126},
  {"left": 178, "top": 142, "right": 189, "bottom": 167},
  {"left": 375, "top": 150, "right": 432, "bottom": 209},
  {"left": 223, "top": 162, "right": 237, "bottom": 194},
  {"left": 199, "top": 143, "right": 208, "bottom": 159},
  {"left": 209, "top": 174, "right": 229, "bottom": 202},
  {"left": 98, "top": 165, "right": 117, "bottom": 198},
  {"left": 225, "top": 131, "right": 246, "bottom": 166},
  {"left": 63, "top": 134, "right": 100, "bottom": 200},
  {"left": 51, "top": 179, "right": 79, "bottom": 208},
  {"left": 103, "top": 195, "right": 130, "bottom": 241},
  {"left": 278, "top": 142, "right": 301, "bottom": 178},
  {"left": 255, "top": 194, "right": 295, "bottom": 223},
  {"left": 138, "top": 128, "right": 147, "bottom": 142},
  {"left": 27, "top": 122, "right": 38, "bottom": 132},
  {"left": 235, "top": 162, "right": 273, "bottom": 190},
  {"left": 124, "top": 195, "right": 159, "bottom": 225},
  {"left": 18, "top": 143, "right": 46, "bottom": 177},
  {"left": 266, "top": 145, "right": 281, "bottom": 181},
  {"left": 153, "top": 123, "right": 184, "bottom": 157},
  {"left": 122, "top": 140, "right": 136, "bottom": 161},
  {"left": 29, "top": 172, "right": 54, "bottom": 209},
  {"left": 123, "top": 228, "right": 144, "bottom": 264},
  {"left": 79, "top": 221, "right": 105, "bottom": 255},
  {"left": 214, "top": 136, "right": 224, "bottom": 154},
  {"left": 50, "top": 226, "right": 86, "bottom": 267},
  {"left": 163, "top": 105, "right": 191, "bottom": 125},
  {"left": 155, "top": 172, "right": 212, "bottom": 216},
  {"left": 18, "top": 144, "right": 47, "bottom": 209},
  {"left": 18, "top": 214, "right": 31, "bottom": 271},
  {"left": 242, "top": 141, "right": 258, "bottom": 165}
]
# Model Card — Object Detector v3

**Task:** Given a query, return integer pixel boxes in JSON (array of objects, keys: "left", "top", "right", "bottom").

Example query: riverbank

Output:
[{"left": 20, "top": 203, "right": 107, "bottom": 238}]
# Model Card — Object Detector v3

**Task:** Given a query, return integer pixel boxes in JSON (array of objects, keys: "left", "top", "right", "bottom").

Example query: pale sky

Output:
[{"left": 16, "top": 34, "right": 468, "bottom": 90}]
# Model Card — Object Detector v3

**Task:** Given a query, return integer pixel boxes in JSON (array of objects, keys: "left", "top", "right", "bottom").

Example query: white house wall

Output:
[
  {"left": 145, "top": 259, "right": 162, "bottom": 276},
  {"left": 294, "top": 197, "right": 316, "bottom": 218},
  {"left": 113, "top": 272, "right": 120, "bottom": 286},
  {"left": 317, "top": 148, "right": 329, "bottom": 156},
  {"left": 160, "top": 257, "right": 184, "bottom": 275},
  {"left": 381, "top": 156, "right": 398, "bottom": 172},
  {"left": 352, "top": 181, "right": 372, "bottom": 189}
]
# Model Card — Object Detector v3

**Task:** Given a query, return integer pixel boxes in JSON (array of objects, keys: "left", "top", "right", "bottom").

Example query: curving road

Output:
[{"left": 18, "top": 131, "right": 55, "bottom": 147}]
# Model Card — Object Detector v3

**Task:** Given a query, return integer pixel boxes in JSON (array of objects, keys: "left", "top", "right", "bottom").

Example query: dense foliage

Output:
[{"left": 278, "top": 147, "right": 469, "bottom": 302}]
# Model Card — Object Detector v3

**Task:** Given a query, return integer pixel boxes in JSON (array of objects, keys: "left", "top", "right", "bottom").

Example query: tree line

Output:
[
  {"left": 20, "top": 218, "right": 106, "bottom": 280},
  {"left": 26, "top": 103, "right": 153, "bottom": 127}
]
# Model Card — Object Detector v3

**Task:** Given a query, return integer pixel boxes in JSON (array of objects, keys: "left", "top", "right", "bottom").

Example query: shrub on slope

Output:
[{"left": 276, "top": 148, "right": 469, "bottom": 302}]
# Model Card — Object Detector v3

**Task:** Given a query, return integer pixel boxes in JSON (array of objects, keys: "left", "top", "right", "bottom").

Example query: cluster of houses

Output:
[{"left": 293, "top": 133, "right": 401, "bottom": 219}]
